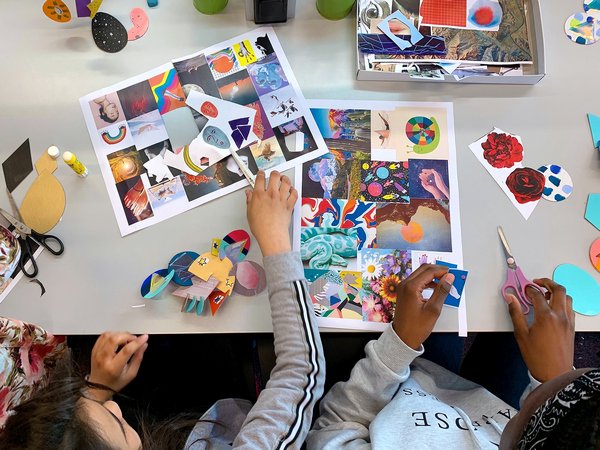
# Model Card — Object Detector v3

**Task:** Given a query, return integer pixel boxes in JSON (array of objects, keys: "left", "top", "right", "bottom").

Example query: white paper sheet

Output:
[
  {"left": 294, "top": 100, "right": 466, "bottom": 334},
  {"left": 80, "top": 28, "right": 328, "bottom": 237}
]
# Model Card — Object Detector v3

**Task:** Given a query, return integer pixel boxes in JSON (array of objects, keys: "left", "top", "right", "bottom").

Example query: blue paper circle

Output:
[
  {"left": 140, "top": 268, "right": 174, "bottom": 299},
  {"left": 553, "top": 264, "right": 600, "bottom": 316},
  {"left": 168, "top": 251, "right": 200, "bottom": 286}
]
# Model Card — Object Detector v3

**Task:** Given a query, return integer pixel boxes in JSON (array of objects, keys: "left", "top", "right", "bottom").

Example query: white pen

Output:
[{"left": 229, "top": 148, "right": 256, "bottom": 188}]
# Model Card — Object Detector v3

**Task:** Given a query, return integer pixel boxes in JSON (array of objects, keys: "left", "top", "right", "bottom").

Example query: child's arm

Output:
[
  {"left": 233, "top": 171, "right": 325, "bottom": 450},
  {"left": 307, "top": 265, "right": 454, "bottom": 449}
]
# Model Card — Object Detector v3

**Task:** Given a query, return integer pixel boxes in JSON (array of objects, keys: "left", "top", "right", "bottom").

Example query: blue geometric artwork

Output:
[
  {"left": 537, "top": 164, "right": 573, "bottom": 202},
  {"left": 358, "top": 34, "right": 446, "bottom": 56}
]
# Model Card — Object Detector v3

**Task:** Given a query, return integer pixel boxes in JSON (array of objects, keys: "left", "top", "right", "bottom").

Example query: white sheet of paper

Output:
[
  {"left": 294, "top": 99, "right": 466, "bottom": 335},
  {"left": 79, "top": 28, "right": 328, "bottom": 236},
  {"left": 469, "top": 127, "right": 540, "bottom": 220}
]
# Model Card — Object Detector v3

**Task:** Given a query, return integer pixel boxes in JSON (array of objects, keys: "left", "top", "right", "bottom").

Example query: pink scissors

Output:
[{"left": 498, "top": 226, "right": 540, "bottom": 314}]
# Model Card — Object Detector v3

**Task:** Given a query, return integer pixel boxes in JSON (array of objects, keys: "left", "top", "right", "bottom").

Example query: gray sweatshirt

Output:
[
  {"left": 184, "top": 252, "right": 325, "bottom": 450},
  {"left": 307, "top": 326, "right": 540, "bottom": 449}
]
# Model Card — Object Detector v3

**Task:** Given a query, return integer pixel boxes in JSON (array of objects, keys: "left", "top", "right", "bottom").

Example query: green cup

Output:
[
  {"left": 316, "top": 0, "right": 356, "bottom": 20},
  {"left": 193, "top": 0, "right": 228, "bottom": 14}
]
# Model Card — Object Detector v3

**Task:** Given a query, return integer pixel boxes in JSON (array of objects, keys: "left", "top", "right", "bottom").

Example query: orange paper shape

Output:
[
  {"left": 43, "top": 0, "right": 71, "bottom": 22},
  {"left": 208, "top": 289, "right": 229, "bottom": 316},
  {"left": 188, "top": 252, "right": 233, "bottom": 292},
  {"left": 590, "top": 238, "right": 600, "bottom": 273}
]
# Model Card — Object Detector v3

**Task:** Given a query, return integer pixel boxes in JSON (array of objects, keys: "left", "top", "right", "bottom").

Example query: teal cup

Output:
[{"left": 193, "top": 0, "right": 228, "bottom": 14}]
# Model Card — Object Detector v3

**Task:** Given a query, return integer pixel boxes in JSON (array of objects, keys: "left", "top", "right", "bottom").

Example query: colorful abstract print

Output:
[{"left": 301, "top": 198, "right": 376, "bottom": 249}]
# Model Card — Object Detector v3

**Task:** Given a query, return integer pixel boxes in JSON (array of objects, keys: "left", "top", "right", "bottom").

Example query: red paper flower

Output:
[
  {"left": 481, "top": 132, "right": 524, "bottom": 169},
  {"left": 505, "top": 168, "right": 545, "bottom": 204}
]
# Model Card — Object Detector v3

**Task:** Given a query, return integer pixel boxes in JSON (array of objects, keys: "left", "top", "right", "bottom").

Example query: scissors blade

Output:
[
  {"left": 0, "top": 208, "right": 30, "bottom": 236},
  {"left": 497, "top": 226, "right": 515, "bottom": 261}
]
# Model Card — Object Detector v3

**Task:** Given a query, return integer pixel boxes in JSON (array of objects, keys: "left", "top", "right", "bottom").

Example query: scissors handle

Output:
[
  {"left": 502, "top": 266, "right": 540, "bottom": 314},
  {"left": 30, "top": 230, "right": 64, "bottom": 256},
  {"left": 19, "top": 237, "right": 39, "bottom": 278}
]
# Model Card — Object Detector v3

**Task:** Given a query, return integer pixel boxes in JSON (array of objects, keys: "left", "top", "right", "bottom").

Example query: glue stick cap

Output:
[
  {"left": 47, "top": 146, "right": 60, "bottom": 159},
  {"left": 62, "top": 151, "right": 75, "bottom": 163}
]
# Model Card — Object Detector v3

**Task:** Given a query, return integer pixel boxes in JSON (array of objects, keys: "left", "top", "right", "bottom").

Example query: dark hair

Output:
[
  {"left": 0, "top": 359, "right": 116, "bottom": 450},
  {"left": 0, "top": 359, "right": 212, "bottom": 450},
  {"left": 541, "top": 392, "right": 600, "bottom": 450},
  {"left": 98, "top": 105, "right": 118, "bottom": 124}
]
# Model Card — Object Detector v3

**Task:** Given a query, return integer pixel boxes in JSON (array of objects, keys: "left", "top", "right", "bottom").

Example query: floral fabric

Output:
[{"left": 0, "top": 317, "right": 67, "bottom": 428}]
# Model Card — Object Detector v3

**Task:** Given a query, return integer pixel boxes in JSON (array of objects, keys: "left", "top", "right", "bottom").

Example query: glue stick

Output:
[
  {"left": 47, "top": 145, "right": 60, "bottom": 159},
  {"left": 62, "top": 151, "right": 88, "bottom": 178}
]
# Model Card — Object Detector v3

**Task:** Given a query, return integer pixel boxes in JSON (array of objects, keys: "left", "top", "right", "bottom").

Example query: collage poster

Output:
[
  {"left": 80, "top": 28, "right": 327, "bottom": 236},
  {"left": 294, "top": 100, "right": 464, "bottom": 331}
]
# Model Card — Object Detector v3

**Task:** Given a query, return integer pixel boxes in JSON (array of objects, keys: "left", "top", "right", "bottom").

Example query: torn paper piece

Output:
[{"left": 377, "top": 11, "right": 423, "bottom": 50}]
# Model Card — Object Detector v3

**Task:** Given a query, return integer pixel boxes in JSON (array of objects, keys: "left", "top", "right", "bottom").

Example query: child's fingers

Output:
[
  {"left": 255, "top": 170, "right": 266, "bottom": 191},
  {"left": 245, "top": 189, "right": 252, "bottom": 204},
  {"left": 268, "top": 171, "right": 281, "bottom": 194},
  {"left": 287, "top": 188, "right": 298, "bottom": 209},
  {"left": 279, "top": 175, "right": 292, "bottom": 199}
]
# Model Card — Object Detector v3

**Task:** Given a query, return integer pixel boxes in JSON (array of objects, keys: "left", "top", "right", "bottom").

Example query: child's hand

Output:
[
  {"left": 246, "top": 170, "right": 297, "bottom": 257},
  {"left": 87, "top": 332, "right": 149, "bottom": 401},
  {"left": 392, "top": 264, "right": 455, "bottom": 350},
  {"left": 507, "top": 279, "right": 575, "bottom": 382}
]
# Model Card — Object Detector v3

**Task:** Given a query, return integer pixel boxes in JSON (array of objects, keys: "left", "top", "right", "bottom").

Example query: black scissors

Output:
[{"left": 0, "top": 208, "right": 64, "bottom": 278}]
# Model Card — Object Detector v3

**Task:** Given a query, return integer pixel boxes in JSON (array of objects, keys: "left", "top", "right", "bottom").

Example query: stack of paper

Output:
[{"left": 357, "top": 0, "right": 533, "bottom": 80}]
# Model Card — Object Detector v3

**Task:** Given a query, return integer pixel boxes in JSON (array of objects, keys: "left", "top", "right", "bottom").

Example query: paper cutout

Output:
[
  {"left": 143, "top": 155, "right": 172, "bottom": 183},
  {"left": 127, "top": 8, "right": 149, "bottom": 41},
  {"left": 207, "top": 289, "right": 228, "bottom": 315},
  {"left": 305, "top": 270, "right": 363, "bottom": 320},
  {"left": 585, "top": 0, "right": 600, "bottom": 12},
  {"left": 20, "top": 152, "right": 66, "bottom": 234},
  {"left": 469, "top": 128, "right": 541, "bottom": 220},
  {"left": 92, "top": 13, "right": 128, "bottom": 53},
  {"left": 436, "top": 261, "right": 468, "bottom": 308},
  {"left": 181, "top": 296, "right": 205, "bottom": 315},
  {"left": 585, "top": 194, "right": 600, "bottom": 231},
  {"left": 467, "top": 0, "right": 503, "bottom": 30},
  {"left": 230, "top": 261, "right": 266, "bottom": 296},
  {"left": 301, "top": 227, "right": 358, "bottom": 270},
  {"left": 211, "top": 238, "right": 221, "bottom": 256},
  {"left": 168, "top": 251, "right": 199, "bottom": 286},
  {"left": 140, "top": 268, "right": 174, "bottom": 299},
  {"left": 172, "top": 276, "right": 218, "bottom": 302},
  {"left": 357, "top": 34, "right": 446, "bottom": 56},
  {"left": 537, "top": 164, "right": 573, "bottom": 202},
  {"left": 186, "top": 91, "right": 258, "bottom": 150},
  {"left": 188, "top": 252, "right": 233, "bottom": 292},
  {"left": 359, "top": 161, "right": 409, "bottom": 203},
  {"left": 588, "top": 113, "right": 600, "bottom": 149},
  {"left": 87, "top": 0, "right": 103, "bottom": 18},
  {"left": 590, "top": 238, "right": 600, "bottom": 273},
  {"left": 29, "top": 278, "right": 46, "bottom": 297},
  {"left": 565, "top": 13, "right": 600, "bottom": 45},
  {"left": 75, "top": 0, "right": 91, "bottom": 18},
  {"left": 553, "top": 264, "right": 600, "bottom": 316},
  {"left": 420, "top": 0, "right": 467, "bottom": 28},
  {"left": 43, "top": 0, "right": 71, "bottom": 22},
  {"left": 0, "top": 226, "right": 21, "bottom": 291},
  {"left": 3, "top": 139, "right": 33, "bottom": 193},
  {"left": 360, "top": 249, "right": 412, "bottom": 323},
  {"left": 218, "top": 229, "right": 251, "bottom": 264},
  {"left": 377, "top": 11, "right": 423, "bottom": 50}
]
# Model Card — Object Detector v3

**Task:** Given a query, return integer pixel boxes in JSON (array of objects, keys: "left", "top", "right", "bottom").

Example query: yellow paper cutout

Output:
[
  {"left": 211, "top": 238, "right": 221, "bottom": 256},
  {"left": 87, "top": 0, "right": 103, "bottom": 19},
  {"left": 150, "top": 273, "right": 164, "bottom": 291},
  {"left": 233, "top": 40, "right": 257, "bottom": 66},
  {"left": 222, "top": 275, "right": 236, "bottom": 296},
  {"left": 188, "top": 252, "right": 233, "bottom": 292}
]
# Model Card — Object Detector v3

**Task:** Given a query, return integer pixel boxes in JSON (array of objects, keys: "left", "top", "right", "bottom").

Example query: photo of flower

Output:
[
  {"left": 360, "top": 249, "right": 411, "bottom": 323},
  {"left": 481, "top": 132, "right": 523, "bottom": 169},
  {"left": 505, "top": 167, "right": 545, "bottom": 204},
  {"left": 362, "top": 257, "right": 382, "bottom": 280},
  {"left": 380, "top": 274, "right": 401, "bottom": 302}
]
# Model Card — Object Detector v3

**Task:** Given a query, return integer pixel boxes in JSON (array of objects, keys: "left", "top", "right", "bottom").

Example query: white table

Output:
[{"left": 1, "top": 0, "right": 598, "bottom": 334}]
